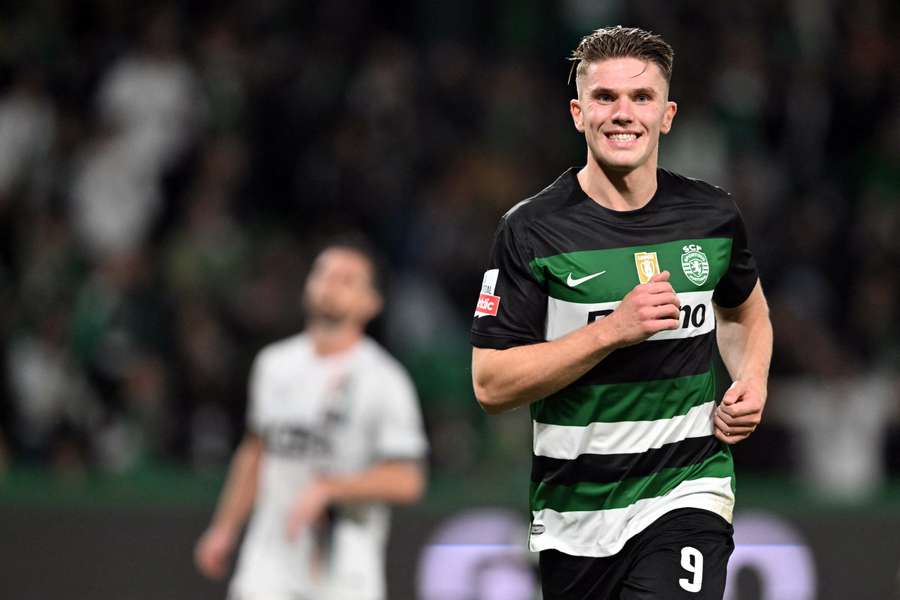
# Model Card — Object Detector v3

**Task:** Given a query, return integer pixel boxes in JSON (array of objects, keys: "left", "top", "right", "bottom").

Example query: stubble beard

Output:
[
  {"left": 305, "top": 307, "right": 351, "bottom": 330},
  {"left": 303, "top": 295, "right": 351, "bottom": 330}
]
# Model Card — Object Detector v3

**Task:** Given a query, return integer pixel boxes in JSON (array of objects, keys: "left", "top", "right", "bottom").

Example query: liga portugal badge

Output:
[
  {"left": 680, "top": 244, "right": 709, "bottom": 286},
  {"left": 634, "top": 252, "right": 660, "bottom": 284},
  {"left": 474, "top": 268, "right": 501, "bottom": 317}
]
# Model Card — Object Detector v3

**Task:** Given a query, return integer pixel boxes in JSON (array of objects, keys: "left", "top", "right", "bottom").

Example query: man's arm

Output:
[
  {"left": 472, "top": 271, "right": 681, "bottom": 414},
  {"left": 713, "top": 279, "right": 773, "bottom": 444},
  {"left": 287, "top": 460, "right": 425, "bottom": 538},
  {"left": 194, "top": 433, "right": 263, "bottom": 579}
]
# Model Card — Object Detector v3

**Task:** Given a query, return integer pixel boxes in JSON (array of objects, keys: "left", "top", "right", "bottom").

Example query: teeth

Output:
[{"left": 609, "top": 134, "right": 637, "bottom": 142}]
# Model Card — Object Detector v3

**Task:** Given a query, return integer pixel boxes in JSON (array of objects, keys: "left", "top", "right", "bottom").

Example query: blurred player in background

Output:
[
  {"left": 471, "top": 26, "right": 772, "bottom": 599},
  {"left": 195, "top": 239, "right": 428, "bottom": 600}
]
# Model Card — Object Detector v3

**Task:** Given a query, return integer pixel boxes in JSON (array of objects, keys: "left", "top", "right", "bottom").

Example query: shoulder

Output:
[
  {"left": 660, "top": 168, "right": 730, "bottom": 199},
  {"left": 656, "top": 169, "right": 747, "bottom": 232},
  {"left": 498, "top": 168, "right": 582, "bottom": 233},
  {"left": 254, "top": 332, "right": 309, "bottom": 369},
  {"left": 358, "top": 338, "right": 417, "bottom": 394},
  {"left": 659, "top": 168, "right": 737, "bottom": 213}
]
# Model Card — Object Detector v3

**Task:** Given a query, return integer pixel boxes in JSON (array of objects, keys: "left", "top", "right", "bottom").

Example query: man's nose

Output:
[{"left": 611, "top": 98, "right": 634, "bottom": 124}]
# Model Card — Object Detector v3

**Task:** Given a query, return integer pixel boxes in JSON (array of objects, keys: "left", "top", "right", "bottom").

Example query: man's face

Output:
[
  {"left": 304, "top": 248, "right": 381, "bottom": 327},
  {"left": 570, "top": 57, "right": 677, "bottom": 173}
]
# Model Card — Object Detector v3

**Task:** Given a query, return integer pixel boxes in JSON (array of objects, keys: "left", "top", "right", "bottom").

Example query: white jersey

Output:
[{"left": 230, "top": 334, "right": 428, "bottom": 600}]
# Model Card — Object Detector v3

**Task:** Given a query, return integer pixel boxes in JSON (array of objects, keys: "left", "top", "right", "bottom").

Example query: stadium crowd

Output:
[{"left": 0, "top": 1, "right": 896, "bottom": 495}]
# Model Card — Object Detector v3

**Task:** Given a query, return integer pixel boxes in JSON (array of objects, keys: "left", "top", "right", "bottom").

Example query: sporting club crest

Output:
[
  {"left": 634, "top": 251, "right": 660, "bottom": 284},
  {"left": 681, "top": 244, "right": 709, "bottom": 286}
]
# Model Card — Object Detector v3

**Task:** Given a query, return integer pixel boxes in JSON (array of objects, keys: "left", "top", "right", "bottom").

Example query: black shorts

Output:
[{"left": 539, "top": 508, "right": 735, "bottom": 600}]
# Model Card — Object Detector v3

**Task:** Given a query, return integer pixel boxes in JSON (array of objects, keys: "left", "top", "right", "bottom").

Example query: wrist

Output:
[
  {"left": 209, "top": 520, "right": 239, "bottom": 542},
  {"left": 588, "top": 316, "right": 624, "bottom": 354},
  {"left": 739, "top": 373, "right": 768, "bottom": 388},
  {"left": 738, "top": 375, "right": 769, "bottom": 400},
  {"left": 314, "top": 476, "right": 340, "bottom": 502}
]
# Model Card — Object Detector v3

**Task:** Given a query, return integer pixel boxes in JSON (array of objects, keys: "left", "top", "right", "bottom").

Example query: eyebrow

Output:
[{"left": 590, "top": 87, "right": 658, "bottom": 97}]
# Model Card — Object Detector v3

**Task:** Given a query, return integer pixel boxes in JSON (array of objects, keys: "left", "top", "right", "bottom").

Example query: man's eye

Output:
[
  {"left": 636, "top": 95, "right": 650, "bottom": 102},
  {"left": 598, "top": 94, "right": 613, "bottom": 102}
]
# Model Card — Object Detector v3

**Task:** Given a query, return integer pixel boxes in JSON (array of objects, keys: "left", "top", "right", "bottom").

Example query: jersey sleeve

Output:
[
  {"left": 470, "top": 216, "right": 547, "bottom": 349},
  {"left": 372, "top": 366, "right": 428, "bottom": 462},
  {"left": 713, "top": 200, "right": 759, "bottom": 308}
]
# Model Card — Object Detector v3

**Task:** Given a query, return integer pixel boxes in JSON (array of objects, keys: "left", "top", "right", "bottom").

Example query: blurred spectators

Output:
[
  {"left": 0, "top": 1, "right": 895, "bottom": 498},
  {"left": 0, "top": 69, "right": 56, "bottom": 202},
  {"left": 95, "top": 7, "right": 203, "bottom": 173}
]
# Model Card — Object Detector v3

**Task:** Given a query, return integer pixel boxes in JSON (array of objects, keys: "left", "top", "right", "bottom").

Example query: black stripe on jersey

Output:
[
  {"left": 531, "top": 435, "right": 720, "bottom": 486},
  {"left": 510, "top": 169, "right": 737, "bottom": 259},
  {"left": 471, "top": 329, "right": 715, "bottom": 377},
  {"left": 576, "top": 332, "right": 715, "bottom": 386}
]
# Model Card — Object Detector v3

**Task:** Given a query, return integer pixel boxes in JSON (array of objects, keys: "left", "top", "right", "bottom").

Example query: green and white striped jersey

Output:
[{"left": 470, "top": 167, "right": 758, "bottom": 557}]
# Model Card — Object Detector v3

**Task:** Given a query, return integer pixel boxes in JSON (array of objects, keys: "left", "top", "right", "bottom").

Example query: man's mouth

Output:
[{"left": 605, "top": 132, "right": 641, "bottom": 142}]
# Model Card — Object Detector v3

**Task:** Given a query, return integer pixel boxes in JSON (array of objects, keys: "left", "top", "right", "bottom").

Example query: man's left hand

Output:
[{"left": 714, "top": 379, "right": 766, "bottom": 445}]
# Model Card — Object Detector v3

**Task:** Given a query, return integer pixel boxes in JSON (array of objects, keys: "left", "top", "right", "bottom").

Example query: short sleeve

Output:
[
  {"left": 470, "top": 217, "right": 547, "bottom": 349},
  {"left": 713, "top": 201, "right": 759, "bottom": 308},
  {"left": 373, "top": 367, "right": 428, "bottom": 462}
]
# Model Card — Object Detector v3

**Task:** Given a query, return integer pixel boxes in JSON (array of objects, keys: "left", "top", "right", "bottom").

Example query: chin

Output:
[
  {"left": 591, "top": 149, "right": 651, "bottom": 173},
  {"left": 605, "top": 161, "right": 640, "bottom": 172},
  {"left": 597, "top": 158, "right": 643, "bottom": 173},
  {"left": 306, "top": 302, "right": 345, "bottom": 323},
  {"left": 309, "top": 313, "right": 350, "bottom": 327}
]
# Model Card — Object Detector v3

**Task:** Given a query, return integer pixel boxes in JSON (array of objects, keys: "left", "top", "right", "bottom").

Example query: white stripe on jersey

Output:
[
  {"left": 533, "top": 401, "right": 715, "bottom": 458},
  {"left": 545, "top": 290, "right": 715, "bottom": 341},
  {"left": 529, "top": 476, "right": 734, "bottom": 557}
]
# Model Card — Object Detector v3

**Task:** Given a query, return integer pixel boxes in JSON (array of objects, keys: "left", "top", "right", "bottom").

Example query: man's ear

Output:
[
  {"left": 364, "top": 289, "right": 383, "bottom": 322},
  {"left": 660, "top": 100, "right": 677, "bottom": 134},
  {"left": 570, "top": 98, "right": 585, "bottom": 133}
]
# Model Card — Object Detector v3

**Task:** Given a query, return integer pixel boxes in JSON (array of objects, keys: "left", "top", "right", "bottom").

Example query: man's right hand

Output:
[
  {"left": 194, "top": 524, "right": 237, "bottom": 580},
  {"left": 601, "top": 271, "right": 681, "bottom": 347}
]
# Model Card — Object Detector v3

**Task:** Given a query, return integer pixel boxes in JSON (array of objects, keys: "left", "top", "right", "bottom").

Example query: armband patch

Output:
[{"left": 474, "top": 269, "right": 501, "bottom": 317}]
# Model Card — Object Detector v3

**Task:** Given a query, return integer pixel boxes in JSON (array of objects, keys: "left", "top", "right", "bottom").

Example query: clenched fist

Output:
[
  {"left": 601, "top": 271, "right": 681, "bottom": 348},
  {"left": 194, "top": 524, "right": 237, "bottom": 580},
  {"left": 714, "top": 379, "right": 766, "bottom": 444}
]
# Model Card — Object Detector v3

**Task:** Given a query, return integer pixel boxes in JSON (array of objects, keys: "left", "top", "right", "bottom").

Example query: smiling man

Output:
[{"left": 470, "top": 27, "right": 772, "bottom": 599}]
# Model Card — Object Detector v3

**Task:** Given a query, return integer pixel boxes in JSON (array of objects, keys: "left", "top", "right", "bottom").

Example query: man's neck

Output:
[
  {"left": 577, "top": 154, "right": 658, "bottom": 212},
  {"left": 307, "top": 321, "right": 364, "bottom": 357}
]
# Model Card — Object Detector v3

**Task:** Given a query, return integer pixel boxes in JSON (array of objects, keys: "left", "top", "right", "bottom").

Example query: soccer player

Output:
[
  {"left": 195, "top": 241, "right": 428, "bottom": 600},
  {"left": 470, "top": 26, "right": 772, "bottom": 599}
]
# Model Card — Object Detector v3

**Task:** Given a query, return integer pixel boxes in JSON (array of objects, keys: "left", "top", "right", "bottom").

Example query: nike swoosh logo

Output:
[{"left": 566, "top": 271, "right": 606, "bottom": 287}]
